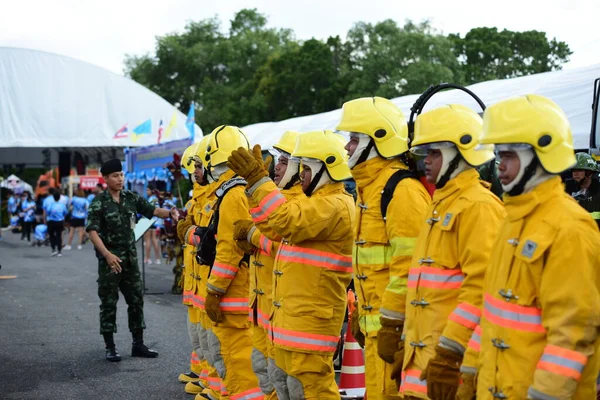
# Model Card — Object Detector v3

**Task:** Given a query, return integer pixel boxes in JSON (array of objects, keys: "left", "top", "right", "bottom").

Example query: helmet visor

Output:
[
  {"left": 491, "top": 143, "right": 532, "bottom": 153},
  {"left": 410, "top": 141, "right": 455, "bottom": 156}
]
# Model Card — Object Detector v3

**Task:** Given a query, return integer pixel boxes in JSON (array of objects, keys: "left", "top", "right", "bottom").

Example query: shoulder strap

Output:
[{"left": 381, "top": 169, "right": 417, "bottom": 221}]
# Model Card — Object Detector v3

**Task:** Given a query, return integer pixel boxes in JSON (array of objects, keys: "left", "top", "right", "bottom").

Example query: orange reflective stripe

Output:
[
  {"left": 191, "top": 352, "right": 200, "bottom": 365},
  {"left": 193, "top": 295, "right": 206, "bottom": 310},
  {"left": 448, "top": 302, "right": 481, "bottom": 330},
  {"left": 208, "top": 376, "right": 221, "bottom": 392},
  {"left": 278, "top": 244, "right": 352, "bottom": 273},
  {"left": 400, "top": 369, "right": 427, "bottom": 394},
  {"left": 259, "top": 234, "right": 272, "bottom": 256},
  {"left": 221, "top": 381, "right": 229, "bottom": 396},
  {"left": 257, "top": 308, "right": 270, "bottom": 329},
  {"left": 407, "top": 267, "right": 464, "bottom": 289},
  {"left": 483, "top": 293, "right": 544, "bottom": 333},
  {"left": 200, "top": 369, "right": 209, "bottom": 380},
  {"left": 537, "top": 345, "right": 588, "bottom": 381},
  {"left": 468, "top": 325, "right": 481, "bottom": 352},
  {"left": 272, "top": 326, "right": 339, "bottom": 352},
  {"left": 183, "top": 290, "right": 194, "bottom": 305},
  {"left": 212, "top": 262, "right": 238, "bottom": 279},
  {"left": 220, "top": 297, "right": 249, "bottom": 312},
  {"left": 230, "top": 387, "right": 264, "bottom": 400},
  {"left": 252, "top": 191, "right": 286, "bottom": 223},
  {"left": 187, "top": 228, "right": 199, "bottom": 245}
]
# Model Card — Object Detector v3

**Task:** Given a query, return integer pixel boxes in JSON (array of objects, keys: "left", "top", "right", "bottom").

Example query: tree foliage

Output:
[{"left": 124, "top": 9, "right": 572, "bottom": 134}]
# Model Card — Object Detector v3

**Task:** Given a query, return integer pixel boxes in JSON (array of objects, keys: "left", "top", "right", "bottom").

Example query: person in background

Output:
[
  {"left": 19, "top": 191, "right": 36, "bottom": 242},
  {"left": 46, "top": 191, "right": 68, "bottom": 257},
  {"left": 7, "top": 190, "right": 18, "bottom": 218},
  {"left": 87, "top": 183, "right": 103, "bottom": 204},
  {"left": 66, "top": 189, "right": 89, "bottom": 250},
  {"left": 564, "top": 152, "right": 600, "bottom": 228},
  {"left": 143, "top": 186, "right": 162, "bottom": 264},
  {"left": 42, "top": 188, "right": 57, "bottom": 223}
]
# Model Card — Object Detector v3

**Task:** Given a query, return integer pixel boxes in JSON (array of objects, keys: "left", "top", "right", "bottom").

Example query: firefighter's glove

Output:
[
  {"left": 390, "top": 344, "right": 405, "bottom": 390},
  {"left": 227, "top": 145, "right": 269, "bottom": 188},
  {"left": 420, "top": 345, "right": 462, "bottom": 400},
  {"left": 233, "top": 220, "right": 257, "bottom": 255},
  {"left": 377, "top": 316, "right": 404, "bottom": 364},
  {"left": 205, "top": 291, "right": 224, "bottom": 323},
  {"left": 185, "top": 226, "right": 201, "bottom": 246},
  {"left": 455, "top": 373, "right": 476, "bottom": 400},
  {"left": 350, "top": 301, "right": 365, "bottom": 348}
]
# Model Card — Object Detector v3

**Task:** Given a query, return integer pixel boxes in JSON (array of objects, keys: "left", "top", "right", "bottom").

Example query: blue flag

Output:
[
  {"left": 186, "top": 102, "right": 195, "bottom": 141},
  {"left": 133, "top": 119, "right": 152, "bottom": 135}
]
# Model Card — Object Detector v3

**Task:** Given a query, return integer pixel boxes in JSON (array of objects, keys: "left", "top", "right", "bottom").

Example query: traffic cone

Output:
[{"left": 339, "top": 290, "right": 366, "bottom": 399}]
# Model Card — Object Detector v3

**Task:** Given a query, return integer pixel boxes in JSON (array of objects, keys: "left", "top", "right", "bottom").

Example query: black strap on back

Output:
[{"left": 380, "top": 170, "right": 417, "bottom": 221}]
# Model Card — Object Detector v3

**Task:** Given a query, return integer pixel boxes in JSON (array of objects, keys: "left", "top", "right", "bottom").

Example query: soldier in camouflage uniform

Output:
[
  {"left": 86, "top": 159, "right": 179, "bottom": 362},
  {"left": 565, "top": 152, "right": 600, "bottom": 228}
]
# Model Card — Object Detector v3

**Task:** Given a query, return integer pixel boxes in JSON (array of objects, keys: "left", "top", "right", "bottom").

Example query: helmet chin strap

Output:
[
  {"left": 501, "top": 149, "right": 540, "bottom": 196},
  {"left": 348, "top": 134, "right": 378, "bottom": 169},
  {"left": 302, "top": 159, "right": 332, "bottom": 196},
  {"left": 279, "top": 159, "right": 301, "bottom": 190},
  {"left": 436, "top": 147, "right": 464, "bottom": 189}
]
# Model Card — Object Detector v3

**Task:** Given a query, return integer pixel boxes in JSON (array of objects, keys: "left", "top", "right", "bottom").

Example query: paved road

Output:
[{"left": 0, "top": 231, "right": 193, "bottom": 400}]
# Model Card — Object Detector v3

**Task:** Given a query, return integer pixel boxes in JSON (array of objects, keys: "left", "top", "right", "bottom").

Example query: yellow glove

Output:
[
  {"left": 205, "top": 291, "right": 224, "bottom": 323},
  {"left": 227, "top": 145, "right": 269, "bottom": 187},
  {"left": 455, "top": 373, "right": 476, "bottom": 400},
  {"left": 350, "top": 301, "right": 365, "bottom": 348},
  {"left": 377, "top": 316, "right": 404, "bottom": 364},
  {"left": 420, "top": 345, "right": 462, "bottom": 400}
]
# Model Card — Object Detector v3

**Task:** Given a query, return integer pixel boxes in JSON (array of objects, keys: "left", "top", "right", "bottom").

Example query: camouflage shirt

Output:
[{"left": 86, "top": 190, "right": 155, "bottom": 259}]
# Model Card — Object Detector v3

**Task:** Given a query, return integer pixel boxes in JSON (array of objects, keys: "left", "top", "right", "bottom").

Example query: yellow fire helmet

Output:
[
  {"left": 411, "top": 104, "right": 495, "bottom": 167},
  {"left": 480, "top": 94, "right": 576, "bottom": 174},
  {"left": 336, "top": 96, "right": 409, "bottom": 158},
  {"left": 207, "top": 125, "right": 250, "bottom": 167},
  {"left": 182, "top": 143, "right": 200, "bottom": 174},
  {"left": 192, "top": 134, "right": 212, "bottom": 169},
  {"left": 292, "top": 130, "right": 351, "bottom": 181},
  {"left": 271, "top": 130, "right": 301, "bottom": 156}
]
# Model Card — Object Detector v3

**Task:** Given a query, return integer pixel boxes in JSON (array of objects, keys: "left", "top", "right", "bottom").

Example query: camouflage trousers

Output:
[{"left": 97, "top": 256, "right": 146, "bottom": 334}]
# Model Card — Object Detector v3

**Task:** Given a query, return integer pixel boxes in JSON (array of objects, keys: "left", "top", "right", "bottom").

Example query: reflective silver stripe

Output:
[
  {"left": 404, "top": 374, "right": 427, "bottom": 386},
  {"left": 420, "top": 272, "right": 464, "bottom": 284},
  {"left": 206, "top": 283, "right": 226, "bottom": 294},
  {"left": 484, "top": 300, "right": 542, "bottom": 325},
  {"left": 470, "top": 331, "right": 481, "bottom": 345},
  {"left": 259, "top": 192, "right": 286, "bottom": 215},
  {"left": 540, "top": 354, "right": 585, "bottom": 373},
  {"left": 273, "top": 331, "right": 337, "bottom": 348},
  {"left": 453, "top": 307, "right": 481, "bottom": 325},
  {"left": 231, "top": 388, "right": 265, "bottom": 400},
  {"left": 527, "top": 387, "right": 559, "bottom": 400},
  {"left": 220, "top": 301, "right": 248, "bottom": 308},
  {"left": 279, "top": 246, "right": 352, "bottom": 269},
  {"left": 212, "top": 265, "right": 236, "bottom": 278}
]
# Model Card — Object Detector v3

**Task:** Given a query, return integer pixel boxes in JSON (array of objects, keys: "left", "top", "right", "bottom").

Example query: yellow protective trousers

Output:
[
  {"left": 364, "top": 336, "right": 399, "bottom": 399},
  {"left": 199, "top": 312, "right": 225, "bottom": 399},
  {"left": 272, "top": 348, "right": 338, "bottom": 400},
  {"left": 251, "top": 324, "right": 278, "bottom": 399},
  {"left": 207, "top": 314, "right": 262, "bottom": 399}
]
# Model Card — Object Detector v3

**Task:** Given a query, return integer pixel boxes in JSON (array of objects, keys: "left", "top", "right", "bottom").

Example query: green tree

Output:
[
  {"left": 257, "top": 38, "right": 348, "bottom": 121},
  {"left": 449, "top": 27, "right": 572, "bottom": 84},
  {"left": 344, "top": 20, "right": 463, "bottom": 99}
]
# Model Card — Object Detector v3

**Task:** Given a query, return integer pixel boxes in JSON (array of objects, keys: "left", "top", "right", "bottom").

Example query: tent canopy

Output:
[
  {"left": 0, "top": 47, "right": 202, "bottom": 148},
  {"left": 243, "top": 64, "right": 600, "bottom": 151},
  {"left": 0, "top": 174, "right": 34, "bottom": 194}
]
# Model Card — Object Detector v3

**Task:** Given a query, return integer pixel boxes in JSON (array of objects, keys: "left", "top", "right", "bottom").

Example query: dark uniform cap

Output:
[{"left": 101, "top": 159, "right": 123, "bottom": 176}]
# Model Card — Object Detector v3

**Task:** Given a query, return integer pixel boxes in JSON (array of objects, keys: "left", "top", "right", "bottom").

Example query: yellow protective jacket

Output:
[
  {"left": 205, "top": 170, "right": 253, "bottom": 322},
  {"left": 177, "top": 185, "right": 207, "bottom": 306},
  {"left": 476, "top": 177, "right": 600, "bottom": 400},
  {"left": 401, "top": 169, "right": 504, "bottom": 398},
  {"left": 247, "top": 184, "right": 305, "bottom": 330},
  {"left": 248, "top": 179, "right": 355, "bottom": 355},
  {"left": 351, "top": 157, "right": 431, "bottom": 336}
]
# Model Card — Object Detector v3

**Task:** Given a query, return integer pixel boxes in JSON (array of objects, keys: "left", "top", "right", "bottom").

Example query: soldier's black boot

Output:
[
  {"left": 131, "top": 329, "right": 158, "bottom": 358},
  {"left": 103, "top": 333, "right": 121, "bottom": 362}
]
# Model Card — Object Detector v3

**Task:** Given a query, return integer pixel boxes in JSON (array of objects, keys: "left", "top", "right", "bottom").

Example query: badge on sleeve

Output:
[
  {"left": 442, "top": 213, "right": 453, "bottom": 227},
  {"left": 521, "top": 240, "right": 537, "bottom": 258}
]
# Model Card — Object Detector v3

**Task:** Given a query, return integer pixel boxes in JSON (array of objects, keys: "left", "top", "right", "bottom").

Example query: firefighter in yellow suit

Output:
[
  {"left": 176, "top": 142, "right": 207, "bottom": 387},
  {"left": 400, "top": 105, "right": 505, "bottom": 399},
  {"left": 233, "top": 131, "right": 305, "bottom": 399},
  {"left": 336, "top": 97, "right": 431, "bottom": 399},
  {"left": 227, "top": 130, "right": 355, "bottom": 399},
  {"left": 202, "top": 125, "right": 263, "bottom": 400},
  {"left": 457, "top": 95, "right": 600, "bottom": 399}
]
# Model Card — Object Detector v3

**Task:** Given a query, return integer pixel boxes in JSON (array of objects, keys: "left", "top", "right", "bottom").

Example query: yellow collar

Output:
[{"left": 503, "top": 176, "right": 563, "bottom": 221}]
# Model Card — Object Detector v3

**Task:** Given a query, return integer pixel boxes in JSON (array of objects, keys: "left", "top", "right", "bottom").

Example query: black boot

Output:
[
  {"left": 103, "top": 333, "right": 121, "bottom": 362},
  {"left": 131, "top": 329, "right": 158, "bottom": 358}
]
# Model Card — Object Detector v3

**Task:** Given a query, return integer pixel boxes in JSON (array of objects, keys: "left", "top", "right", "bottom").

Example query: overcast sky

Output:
[{"left": 1, "top": 0, "right": 598, "bottom": 75}]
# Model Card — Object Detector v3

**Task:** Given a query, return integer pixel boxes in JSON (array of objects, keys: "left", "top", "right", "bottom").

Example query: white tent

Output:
[
  {"left": 243, "top": 64, "right": 600, "bottom": 150},
  {"left": 0, "top": 47, "right": 202, "bottom": 148},
  {"left": 0, "top": 174, "right": 34, "bottom": 194}
]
